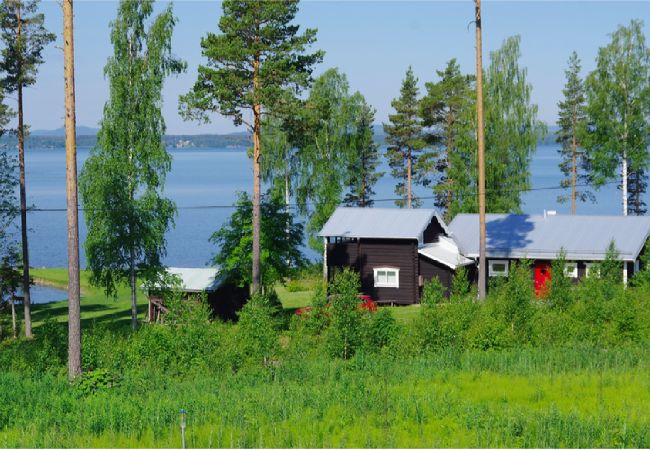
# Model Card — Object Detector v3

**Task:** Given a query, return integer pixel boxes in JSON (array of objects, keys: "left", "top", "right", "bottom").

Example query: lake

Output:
[{"left": 9, "top": 144, "right": 627, "bottom": 270}]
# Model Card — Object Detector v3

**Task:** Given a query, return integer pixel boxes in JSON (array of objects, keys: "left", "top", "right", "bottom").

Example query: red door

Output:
[{"left": 534, "top": 262, "right": 552, "bottom": 297}]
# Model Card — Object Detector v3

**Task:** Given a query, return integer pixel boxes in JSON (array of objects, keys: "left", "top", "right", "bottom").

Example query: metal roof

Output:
[
  {"left": 319, "top": 207, "right": 449, "bottom": 240},
  {"left": 418, "top": 236, "right": 474, "bottom": 269},
  {"left": 448, "top": 214, "right": 650, "bottom": 261},
  {"left": 147, "top": 267, "right": 224, "bottom": 292}
]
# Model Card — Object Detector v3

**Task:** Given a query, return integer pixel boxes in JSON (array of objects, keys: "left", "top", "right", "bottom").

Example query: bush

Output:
[
  {"left": 237, "top": 291, "right": 281, "bottom": 366},
  {"left": 325, "top": 269, "right": 363, "bottom": 359},
  {"left": 364, "top": 308, "right": 397, "bottom": 350},
  {"left": 421, "top": 277, "right": 445, "bottom": 306}
]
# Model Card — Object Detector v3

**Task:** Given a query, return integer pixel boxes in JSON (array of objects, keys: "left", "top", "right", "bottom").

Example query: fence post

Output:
[{"left": 180, "top": 409, "right": 186, "bottom": 449}]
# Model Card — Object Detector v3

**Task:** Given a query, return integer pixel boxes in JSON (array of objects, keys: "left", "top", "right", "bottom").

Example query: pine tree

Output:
[
  {"left": 344, "top": 93, "right": 382, "bottom": 207},
  {"left": 584, "top": 19, "right": 650, "bottom": 216},
  {"left": 180, "top": 0, "right": 322, "bottom": 294},
  {"left": 0, "top": 0, "right": 55, "bottom": 337},
  {"left": 79, "top": 0, "right": 185, "bottom": 330},
  {"left": 556, "top": 51, "right": 593, "bottom": 213},
  {"left": 419, "top": 59, "right": 475, "bottom": 220},
  {"left": 484, "top": 35, "right": 546, "bottom": 213},
  {"left": 383, "top": 67, "right": 425, "bottom": 208}
]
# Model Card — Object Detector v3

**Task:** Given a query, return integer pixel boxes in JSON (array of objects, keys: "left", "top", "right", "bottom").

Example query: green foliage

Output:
[
  {"left": 0, "top": 0, "right": 55, "bottom": 92},
  {"left": 451, "top": 266, "right": 471, "bottom": 300},
  {"left": 383, "top": 66, "right": 426, "bottom": 207},
  {"left": 484, "top": 35, "right": 547, "bottom": 213},
  {"left": 489, "top": 260, "right": 535, "bottom": 344},
  {"left": 600, "top": 240, "right": 622, "bottom": 283},
  {"left": 179, "top": 0, "right": 323, "bottom": 127},
  {"left": 548, "top": 251, "right": 573, "bottom": 310},
  {"left": 556, "top": 51, "right": 593, "bottom": 206},
  {"left": 74, "top": 369, "right": 116, "bottom": 396},
  {"left": 0, "top": 143, "right": 16, "bottom": 257},
  {"left": 79, "top": 0, "right": 185, "bottom": 298},
  {"left": 584, "top": 19, "right": 650, "bottom": 215},
  {"left": 210, "top": 191, "right": 305, "bottom": 289},
  {"left": 325, "top": 268, "right": 363, "bottom": 359},
  {"left": 237, "top": 291, "right": 281, "bottom": 366},
  {"left": 421, "top": 277, "right": 445, "bottom": 306},
  {"left": 418, "top": 59, "right": 476, "bottom": 219},
  {"left": 364, "top": 308, "right": 397, "bottom": 350}
]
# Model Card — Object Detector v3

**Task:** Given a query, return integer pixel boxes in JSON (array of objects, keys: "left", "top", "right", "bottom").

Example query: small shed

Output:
[{"left": 145, "top": 267, "right": 249, "bottom": 322}]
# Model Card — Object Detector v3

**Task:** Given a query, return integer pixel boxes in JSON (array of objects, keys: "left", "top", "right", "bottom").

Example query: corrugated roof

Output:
[
  {"left": 418, "top": 236, "right": 474, "bottom": 269},
  {"left": 449, "top": 214, "right": 650, "bottom": 261},
  {"left": 147, "top": 267, "right": 223, "bottom": 292},
  {"left": 319, "top": 207, "right": 448, "bottom": 240}
]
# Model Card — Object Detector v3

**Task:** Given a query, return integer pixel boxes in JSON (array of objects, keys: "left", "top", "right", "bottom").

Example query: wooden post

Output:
[
  {"left": 475, "top": 0, "right": 487, "bottom": 301},
  {"left": 323, "top": 237, "right": 328, "bottom": 282}
]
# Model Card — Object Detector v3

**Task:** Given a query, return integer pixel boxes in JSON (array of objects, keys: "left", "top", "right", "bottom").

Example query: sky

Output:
[{"left": 14, "top": 0, "right": 650, "bottom": 135}]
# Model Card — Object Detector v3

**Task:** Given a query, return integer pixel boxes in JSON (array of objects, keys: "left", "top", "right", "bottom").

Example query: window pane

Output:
[
  {"left": 493, "top": 263, "right": 506, "bottom": 272},
  {"left": 377, "top": 270, "right": 386, "bottom": 282},
  {"left": 386, "top": 271, "right": 397, "bottom": 284}
]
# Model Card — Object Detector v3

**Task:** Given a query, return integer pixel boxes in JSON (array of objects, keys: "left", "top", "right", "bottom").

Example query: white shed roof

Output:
[
  {"left": 449, "top": 214, "right": 650, "bottom": 261},
  {"left": 418, "top": 236, "right": 474, "bottom": 269},
  {"left": 147, "top": 267, "right": 224, "bottom": 292},
  {"left": 319, "top": 207, "right": 449, "bottom": 240}
]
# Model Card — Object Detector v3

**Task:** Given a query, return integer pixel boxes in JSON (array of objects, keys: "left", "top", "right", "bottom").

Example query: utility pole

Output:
[
  {"left": 64, "top": 0, "right": 81, "bottom": 380},
  {"left": 475, "top": 0, "right": 487, "bottom": 301}
]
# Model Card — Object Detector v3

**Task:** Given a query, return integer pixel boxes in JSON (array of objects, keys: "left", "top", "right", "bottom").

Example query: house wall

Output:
[
  {"left": 418, "top": 256, "right": 455, "bottom": 297},
  {"left": 327, "top": 238, "right": 419, "bottom": 304},
  {"left": 423, "top": 219, "right": 445, "bottom": 244}
]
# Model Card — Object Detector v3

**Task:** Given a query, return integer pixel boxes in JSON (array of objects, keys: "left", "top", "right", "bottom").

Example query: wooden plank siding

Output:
[
  {"left": 328, "top": 238, "right": 419, "bottom": 304},
  {"left": 418, "top": 255, "right": 454, "bottom": 297}
]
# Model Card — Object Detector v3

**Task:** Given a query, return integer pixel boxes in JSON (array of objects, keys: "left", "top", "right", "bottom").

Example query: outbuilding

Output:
[{"left": 145, "top": 267, "right": 249, "bottom": 322}]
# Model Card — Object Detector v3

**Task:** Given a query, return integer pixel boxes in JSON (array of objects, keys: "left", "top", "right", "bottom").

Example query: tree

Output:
[
  {"left": 343, "top": 93, "right": 382, "bottom": 207},
  {"left": 484, "top": 35, "right": 546, "bottom": 213},
  {"left": 556, "top": 51, "right": 593, "bottom": 213},
  {"left": 584, "top": 20, "right": 650, "bottom": 216},
  {"left": 383, "top": 66, "right": 425, "bottom": 208},
  {"left": 210, "top": 191, "right": 305, "bottom": 290},
  {"left": 261, "top": 116, "right": 296, "bottom": 213},
  {"left": 293, "top": 68, "right": 359, "bottom": 251},
  {"left": 180, "top": 0, "right": 322, "bottom": 294},
  {"left": 419, "top": 58, "right": 475, "bottom": 220},
  {"left": 79, "top": 0, "right": 184, "bottom": 330},
  {"left": 63, "top": 0, "right": 81, "bottom": 379},
  {"left": 0, "top": 0, "right": 56, "bottom": 337}
]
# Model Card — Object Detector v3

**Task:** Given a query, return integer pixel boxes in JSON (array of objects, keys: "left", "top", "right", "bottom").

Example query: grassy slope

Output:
[{"left": 31, "top": 268, "right": 422, "bottom": 326}]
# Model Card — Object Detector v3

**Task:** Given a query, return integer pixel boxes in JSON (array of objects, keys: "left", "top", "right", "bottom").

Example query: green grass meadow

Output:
[{"left": 0, "top": 268, "right": 649, "bottom": 448}]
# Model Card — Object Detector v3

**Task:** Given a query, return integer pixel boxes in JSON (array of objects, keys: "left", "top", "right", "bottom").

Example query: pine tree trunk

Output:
[
  {"left": 407, "top": 149, "right": 412, "bottom": 208},
  {"left": 10, "top": 292, "right": 16, "bottom": 339},
  {"left": 64, "top": 0, "right": 81, "bottom": 380},
  {"left": 251, "top": 48, "right": 262, "bottom": 294},
  {"left": 361, "top": 172, "right": 366, "bottom": 208},
  {"left": 571, "top": 131, "right": 577, "bottom": 215},
  {"left": 475, "top": 0, "right": 487, "bottom": 302},
  {"left": 17, "top": 85, "right": 32, "bottom": 337},
  {"left": 622, "top": 149, "right": 628, "bottom": 216}
]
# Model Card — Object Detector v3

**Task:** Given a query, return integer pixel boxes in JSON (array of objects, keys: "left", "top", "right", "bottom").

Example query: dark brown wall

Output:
[
  {"left": 423, "top": 219, "right": 444, "bottom": 243},
  {"left": 418, "top": 256, "right": 455, "bottom": 297},
  {"left": 207, "top": 283, "right": 250, "bottom": 322},
  {"left": 328, "top": 238, "right": 419, "bottom": 304}
]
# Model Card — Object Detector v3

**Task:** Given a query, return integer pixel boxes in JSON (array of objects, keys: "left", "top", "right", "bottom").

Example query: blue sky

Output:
[{"left": 16, "top": 0, "right": 650, "bottom": 135}]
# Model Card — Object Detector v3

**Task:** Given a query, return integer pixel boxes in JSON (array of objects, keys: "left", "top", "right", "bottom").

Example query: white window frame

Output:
[
  {"left": 585, "top": 262, "right": 600, "bottom": 278},
  {"left": 564, "top": 262, "right": 578, "bottom": 278},
  {"left": 488, "top": 259, "right": 509, "bottom": 277},
  {"left": 373, "top": 267, "right": 400, "bottom": 288}
]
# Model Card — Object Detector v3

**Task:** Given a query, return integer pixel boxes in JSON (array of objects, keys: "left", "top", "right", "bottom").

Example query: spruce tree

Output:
[
  {"left": 0, "top": 0, "right": 55, "bottom": 337},
  {"left": 79, "top": 0, "right": 185, "bottom": 330},
  {"left": 383, "top": 67, "right": 425, "bottom": 208},
  {"left": 484, "top": 35, "right": 546, "bottom": 213},
  {"left": 344, "top": 93, "right": 382, "bottom": 207},
  {"left": 556, "top": 51, "right": 593, "bottom": 213},
  {"left": 180, "top": 0, "right": 322, "bottom": 294},
  {"left": 419, "top": 59, "right": 475, "bottom": 220},
  {"left": 584, "top": 19, "right": 650, "bottom": 216}
]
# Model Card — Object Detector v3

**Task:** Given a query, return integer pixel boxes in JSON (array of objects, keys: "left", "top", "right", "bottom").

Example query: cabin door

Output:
[{"left": 534, "top": 262, "right": 552, "bottom": 297}]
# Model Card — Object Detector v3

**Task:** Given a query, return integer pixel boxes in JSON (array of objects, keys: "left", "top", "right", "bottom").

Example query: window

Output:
[
  {"left": 374, "top": 267, "right": 400, "bottom": 288},
  {"left": 564, "top": 262, "right": 578, "bottom": 278},
  {"left": 585, "top": 262, "right": 600, "bottom": 278},
  {"left": 488, "top": 260, "right": 509, "bottom": 277}
]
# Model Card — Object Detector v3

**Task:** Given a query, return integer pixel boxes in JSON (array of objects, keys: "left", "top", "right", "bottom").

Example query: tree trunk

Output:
[
  {"left": 64, "top": 0, "right": 82, "bottom": 380},
  {"left": 16, "top": 0, "right": 32, "bottom": 336},
  {"left": 10, "top": 292, "right": 16, "bottom": 339},
  {"left": 361, "top": 172, "right": 366, "bottom": 207},
  {"left": 571, "top": 129, "right": 577, "bottom": 215},
  {"left": 622, "top": 149, "right": 628, "bottom": 216},
  {"left": 475, "top": 0, "right": 487, "bottom": 301},
  {"left": 407, "top": 149, "right": 412, "bottom": 208},
  {"left": 251, "top": 51, "right": 262, "bottom": 294},
  {"left": 130, "top": 252, "right": 137, "bottom": 330}
]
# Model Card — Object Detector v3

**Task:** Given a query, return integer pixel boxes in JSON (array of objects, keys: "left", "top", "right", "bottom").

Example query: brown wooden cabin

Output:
[
  {"left": 146, "top": 267, "right": 249, "bottom": 322},
  {"left": 320, "top": 208, "right": 473, "bottom": 303},
  {"left": 448, "top": 212, "right": 650, "bottom": 293}
]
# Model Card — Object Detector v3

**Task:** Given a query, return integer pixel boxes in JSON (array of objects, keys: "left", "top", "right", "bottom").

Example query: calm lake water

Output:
[{"left": 9, "top": 144, "right": 628, "bottom": 273}]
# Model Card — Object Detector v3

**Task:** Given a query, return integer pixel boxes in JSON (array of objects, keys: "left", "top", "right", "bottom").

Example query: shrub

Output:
[
  {"left": 421, "top": 277, "right": 445, "bottom": 307},
  {"left": 325, "top": 269, "right": 363, "bottom": 359},
  {"left": 489, "top": 260, "right": 535, "bottom": 344},
  {"left": 451, "top": 266, "right": 471, "bottom": 300},
  {"left": 364, "top": 308, "right": 398, "bottom": 350},
  {"left": 237, "top": 291, "right": 281, "bottom": 366},
  {"left": 548, "top": 250, "right": 573, "bottom": 310}
]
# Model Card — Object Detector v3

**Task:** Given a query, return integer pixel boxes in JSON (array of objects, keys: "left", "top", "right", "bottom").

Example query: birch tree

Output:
[
  {"left": 79, "top": 0, "right": 185, "bottom": 330},
  {"left": 584, "top": 20, "right": 650, "bottom": 216}
]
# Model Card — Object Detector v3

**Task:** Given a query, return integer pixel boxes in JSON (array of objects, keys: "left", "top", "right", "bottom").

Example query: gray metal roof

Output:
[
  {"left": 146, "top": 267, "right": 223, "bottom": 292},
  {"left": 319, "top": 207, "right": 449, "bottom": 240},
  {"left": 418, "top": 236, "right": 474, "bottom": 269},
  {"left": 448, "top": 213, "right": 650, "bottom": 261}
]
